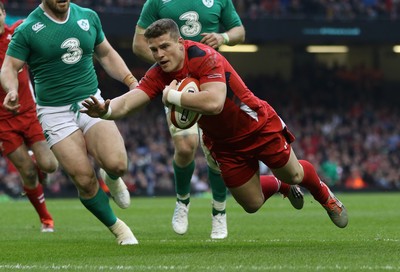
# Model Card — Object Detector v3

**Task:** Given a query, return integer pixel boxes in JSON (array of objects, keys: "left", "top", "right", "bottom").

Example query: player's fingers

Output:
[
  {"left": 169, "top": 79, "right": 178, "bottom": 87},
  {"left": 81, "top": 101, "right": 91, "bottom": 109},
  {"left": 89, "top": 95, "right": 100, "bottom": 104},
  {"left": 200, "top": 33, "right": 212, "bottom": 44},
  {"left": 83, "top": 99, "right": 94, "bottom": 106}
]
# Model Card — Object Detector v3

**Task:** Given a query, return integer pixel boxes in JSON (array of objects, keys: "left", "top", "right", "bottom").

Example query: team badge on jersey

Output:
[
  {"left": 77, "top": 19, "right": 90, "bottom": 31},
  {"left": 202, "top": 0, "right": 214, "bottom": 8}
]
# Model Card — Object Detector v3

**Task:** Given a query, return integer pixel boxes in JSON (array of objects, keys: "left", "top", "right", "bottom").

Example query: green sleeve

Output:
[
  {"left": 137, "top": 0, "right": 160, "bottom": 29},
  {"left": 220, "top": 0, "right": 243, "bottom": 30},
  {"left": 91, "top": 10, "right": 105, "bottom": 46}
]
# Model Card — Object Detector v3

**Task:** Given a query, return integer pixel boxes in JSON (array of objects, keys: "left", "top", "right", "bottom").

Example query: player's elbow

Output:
[
  {"left": 232, "top": 26, "right": 246, "bottom": 45},
  {"left": 132, "top": 43, "right": 140, "bottom": 56},
  {"left": 205, "top": 101, "right": 224, "bottom": 115},
  {"left": 238, "top": 31, "right": 246, "bottom": 44}
]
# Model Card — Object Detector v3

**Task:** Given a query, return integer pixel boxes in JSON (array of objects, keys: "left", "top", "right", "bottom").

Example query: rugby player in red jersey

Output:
[
  {"left": 0, "top": 2, "right": 58, "bottom": 232},
  {"left": 81, "top": 18, "right": 348, "bottom": 228}
]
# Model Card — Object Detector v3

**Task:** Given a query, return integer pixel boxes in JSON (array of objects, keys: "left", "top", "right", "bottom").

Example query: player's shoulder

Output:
[
  {"left": 186, "top": 40, "right": 207, "bottom": 58},
  {"left": 214, "top": 0, "right": 235, "bottom": 6},
  {"left": 14, "top": 8, "right": 42, "bottom": 33},
  {"left": 146, "top": 62, "right": 163, "bottom": 78},
  {"left": 70, "top": 3, "right": 97, "bottom": 16},
  {"left": 185, "top": 40, "right": 221, "bottom": 62},
  {"left": 3, "top": 22, "right": 19, "bottom": 35}
]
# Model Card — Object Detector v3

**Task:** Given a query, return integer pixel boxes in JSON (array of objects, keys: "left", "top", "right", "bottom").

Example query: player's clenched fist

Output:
[{"left": 3, "top": 90, "right": 20, "bottom": 113}]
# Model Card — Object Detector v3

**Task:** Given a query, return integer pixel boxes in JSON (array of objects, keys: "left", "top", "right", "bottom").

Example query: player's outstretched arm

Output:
[{"left": 80, "top": 89, "right": 151, "bottom": 120}]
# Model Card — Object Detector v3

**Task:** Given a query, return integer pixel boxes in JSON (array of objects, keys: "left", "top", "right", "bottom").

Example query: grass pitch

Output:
[{"left": 0, "top": 192, "right": 399, "bottom": 271}]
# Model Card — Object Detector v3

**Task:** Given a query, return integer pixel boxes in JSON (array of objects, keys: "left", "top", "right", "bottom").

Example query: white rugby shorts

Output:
[{"left": 36, "top": 90, "right": 106, "bottom": 147}]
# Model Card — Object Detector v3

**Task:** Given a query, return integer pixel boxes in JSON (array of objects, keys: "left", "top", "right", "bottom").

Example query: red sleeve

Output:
[
  {"left": 10, "top": 20, "right": 24, "bottom": 32},
  {"left": 185, "top": 43, "right": 226, "bottom": 85},
  {"left": 136, "top": 66, "right": 167, "bottom": 100}
]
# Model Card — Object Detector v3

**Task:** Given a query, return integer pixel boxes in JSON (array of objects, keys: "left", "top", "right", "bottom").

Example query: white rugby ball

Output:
[{"left": 169, "top": 77, "right": 202, "bottom": 129}]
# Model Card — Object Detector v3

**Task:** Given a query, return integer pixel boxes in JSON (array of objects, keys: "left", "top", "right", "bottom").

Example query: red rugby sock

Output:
[
  {"left": 260, "top": 175, "right": 281, "bottom": 201},
  {"left": 24, "top": 184, "right": 53, "bottom": 223},
  {"left": 298, "top": 160, "right": 330, "bottom": 204}
]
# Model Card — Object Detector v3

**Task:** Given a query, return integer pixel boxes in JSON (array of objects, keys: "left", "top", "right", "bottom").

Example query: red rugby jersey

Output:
[
  {"left": 0, "top": 20, "right": 35, "bottom": 119},
  {"left": 137, "top": 40, "right": 271, "bottom": 145}
]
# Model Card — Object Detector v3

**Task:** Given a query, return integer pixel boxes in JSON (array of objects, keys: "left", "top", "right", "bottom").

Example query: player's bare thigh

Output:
[
  {"left": 84, "top": 120, "right": 128, "bottom": 176},
  {"left": 228, "top": 171, "right": 264, "bottom": 213},
  {"left": 51, "top": 130, "right": 98, "bottom": 198},
  {"left": 166, "top": 108, "right": 199, "bottom": 166}
]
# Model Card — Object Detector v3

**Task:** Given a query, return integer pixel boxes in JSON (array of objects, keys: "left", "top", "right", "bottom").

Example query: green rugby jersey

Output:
[
  {"left": 137, "top": 0, "right": 242, "bottom": 42},
  {"left": 7, "top": 3, "right": 104, "bottom": 106}
]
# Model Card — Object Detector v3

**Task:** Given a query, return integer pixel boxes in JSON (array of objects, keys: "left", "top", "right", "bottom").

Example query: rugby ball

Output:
[{"left": 169, "top": 77, "right": 202, "bottom": 129}]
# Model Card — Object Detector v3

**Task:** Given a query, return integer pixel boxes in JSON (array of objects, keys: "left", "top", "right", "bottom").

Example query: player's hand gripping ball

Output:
[{"left": 169, "top": 77, "right": 202, "bottom": 129}]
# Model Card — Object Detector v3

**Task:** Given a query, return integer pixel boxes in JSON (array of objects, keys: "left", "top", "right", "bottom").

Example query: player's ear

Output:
[{"left": 178, "top": 37, "right": 185, "bottom": 49}]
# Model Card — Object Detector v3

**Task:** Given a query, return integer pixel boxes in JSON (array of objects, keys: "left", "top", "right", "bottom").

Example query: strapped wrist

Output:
[
  {"left": 221, "top": 33, "right": 230, "bottom": 45},
  {"left": 123, "top": 74, "right": 138, "bottom": 88},
  {"left": 167, "top": 89, "right": 182, "bottom": 107},
  {"left": 100, "top": 106, "right": 112, "bottom": 119}
]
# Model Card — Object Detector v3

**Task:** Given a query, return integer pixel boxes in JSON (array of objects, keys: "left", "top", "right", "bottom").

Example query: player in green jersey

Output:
[
  {"left": 1, "top": 0, "right": 139, "bottom": 245},
  {"left": 132, "top": 0, "right": 245, "bottom": 239}
]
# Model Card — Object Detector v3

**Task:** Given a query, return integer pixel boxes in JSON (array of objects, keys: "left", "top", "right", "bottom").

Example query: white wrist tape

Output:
[
  {"left": 221, "top": 33, "right": 230, "bottom": 45},
  {"left": 167, "top": 89, "right": 182, "bottom": 107},
  {"left": 100, "top": 106, "right": 112, "bottom": 119}
]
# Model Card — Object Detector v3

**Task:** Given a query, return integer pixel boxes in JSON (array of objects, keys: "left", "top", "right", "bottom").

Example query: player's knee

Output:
[
  {"left": 103, "top": 161, "right": 128, "bottom": 177},
  {"left": 242, "top": 204, "right": 262, "bottom": 214},
  {"left": 287, "top": 171, "right": 303, "bottom": 185},
  {"left": 174, "top": 144, "right": 196, "bottom": 162},
  {"left": 276, "top": 169, "right": 304, "bottom": 185},
  {"left": 241, "top": 200, "right": 263, "bottom": 213},
  {"left": 39, "top": 158, "right": 59, "bottom": 173},
  {"left": 74, "top": 175, "right": 98, "bottom": 197}
]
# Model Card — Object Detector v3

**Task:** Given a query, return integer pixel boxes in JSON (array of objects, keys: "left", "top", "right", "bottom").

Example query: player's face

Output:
[
  {"left": 148, "top": 34, "right": 185, "bottom": 73},
  {"left": 42, "top": 0, "right": 70, "bottom": 19}
]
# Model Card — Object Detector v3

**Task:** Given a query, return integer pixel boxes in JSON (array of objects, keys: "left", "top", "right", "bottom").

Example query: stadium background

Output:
[{"left": 1, "top": 0, "right": 399, "bottom": 199}]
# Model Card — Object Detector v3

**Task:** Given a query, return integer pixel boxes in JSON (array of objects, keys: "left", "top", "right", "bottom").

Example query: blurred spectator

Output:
[{"left": 5, "top": 0, "right": 400, "bottom": 21}]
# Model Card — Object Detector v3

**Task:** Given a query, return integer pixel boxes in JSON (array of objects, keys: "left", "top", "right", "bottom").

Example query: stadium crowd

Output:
[
  {"left": 1, "top": 61, "right": 399, "bottom": 198},
  {"left": 3, "top": 0, "right": 399, "bottom": 20}
]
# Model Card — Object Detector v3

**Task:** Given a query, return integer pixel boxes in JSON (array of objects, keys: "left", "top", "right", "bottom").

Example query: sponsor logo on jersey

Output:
[
  {"left": 162, "top": 0, "right": 172, "bottom": 3},
  {"left": 207, "top": 73, "right": 222, "bottom": 79},
  {"left": 202, "top": 0, "right": 214, "bottom": 8},
  {"left": 77, "top": 19, "right": 90, "bottom": 31},
  {"left": 32, "top": 22, "right": 46, "bottom": 33},
  {"left": 61, "top": 38, "right": 83, "bottom": 64},
  {"left": 7, "top": 34, "right": 12, "bottom": 40}
]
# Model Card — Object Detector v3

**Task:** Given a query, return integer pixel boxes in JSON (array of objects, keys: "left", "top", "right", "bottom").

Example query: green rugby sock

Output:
[
  {"left": 208, "top": 167, "right": 227, "bottom": 215},
  {"left": 173, "top": 160, "right": 195, "bottom": 196},
  {"left": 80, "top": 188, "right": 117, "bottom": 227},
  {"left": 208, "top": 166, "right": 227, "bottom": 202}
]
